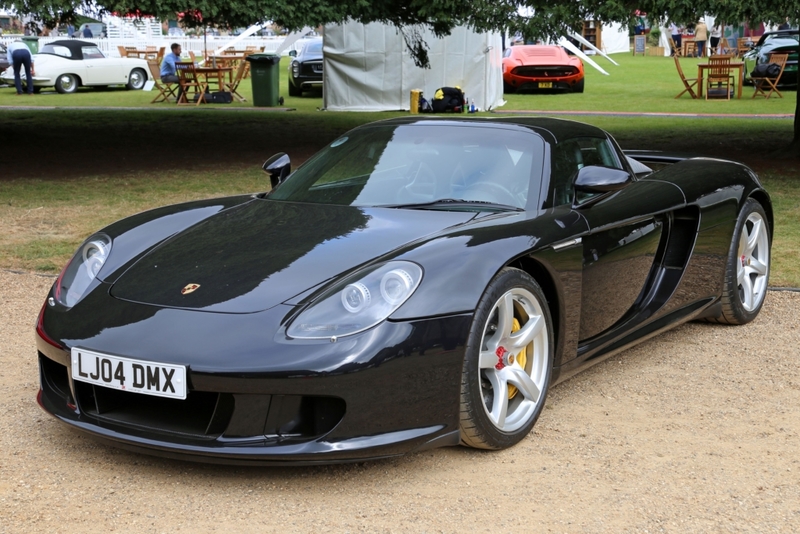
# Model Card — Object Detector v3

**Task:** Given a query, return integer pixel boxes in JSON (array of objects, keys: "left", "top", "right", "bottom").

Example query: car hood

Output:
[{"left": 109, "top": 199, "right": 476, "bottom": 313}]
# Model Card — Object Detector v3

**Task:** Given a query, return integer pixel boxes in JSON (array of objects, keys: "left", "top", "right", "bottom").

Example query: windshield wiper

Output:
[{"left": 379, "top": 198, "right": 523, "bottom": 211}]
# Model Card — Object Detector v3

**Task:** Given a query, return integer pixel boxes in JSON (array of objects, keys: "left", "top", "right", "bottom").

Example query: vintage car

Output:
[
  {"left": 287, "top": 38, "right": 323, "bottom": 96},
  {"left": 742, "top": 30, "right": 799, "bottom": 86},
  {"left": 0, "top": 39, "right": 149, "bottom": 94},
  {"left": 0, "top": 43, "right": 9, "bottom": 73},
  {"left": 502, "top": 45, "right": 585, "bottom": 93},
  {"left": 35, "top": 117, "right": 771, "bottom": 465}
]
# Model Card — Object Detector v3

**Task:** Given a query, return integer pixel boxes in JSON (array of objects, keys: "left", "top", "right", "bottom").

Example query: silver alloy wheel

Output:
[
  {"left": 737, "top": 211, "right": 770, "bottom": 311},
  {"left": 478, "top": 287, "right": 549, "bottom": 432},
  {"left": 57, "top": 74, "right": 77, "bottom": 93},
  {"left": 127, "top": 68, "right": 146, "bottom": 90}
]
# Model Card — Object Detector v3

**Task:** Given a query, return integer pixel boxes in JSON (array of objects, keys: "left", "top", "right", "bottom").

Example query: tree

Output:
[{"left": 4, "top": 0, "right": 799, "bottom": 149}]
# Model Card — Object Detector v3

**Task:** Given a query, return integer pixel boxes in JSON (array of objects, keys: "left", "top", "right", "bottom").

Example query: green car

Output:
[{"left": 742, "top": 30, "right": 798, "bottom": 86}]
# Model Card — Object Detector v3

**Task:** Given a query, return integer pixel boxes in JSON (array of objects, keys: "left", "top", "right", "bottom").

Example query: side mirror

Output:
[
  {"left": 262, "top": 153, "right": 291, "bottom": 190},
  {"left": 573, "top": 166, "right": 631, "bottom": 207},
  {"left": 574, "top": 165, "right": 632, "bottom": 194},
  {"left": 288, "top": 50, "right": 297, "bottom": 57}
]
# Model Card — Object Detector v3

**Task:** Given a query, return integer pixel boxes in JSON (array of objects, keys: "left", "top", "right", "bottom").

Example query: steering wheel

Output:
[{"left": 467, "top": 181, "right": 519, "bottom": 207}]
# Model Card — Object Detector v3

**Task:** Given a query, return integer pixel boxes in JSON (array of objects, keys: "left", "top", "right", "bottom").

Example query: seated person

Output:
[{"left": 160, "top": 43, "right": 182, "bottom": 84}]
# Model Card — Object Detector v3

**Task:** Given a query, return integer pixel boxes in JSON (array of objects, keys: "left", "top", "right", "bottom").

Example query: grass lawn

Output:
[{"left": 0, "top": 52, "right": 798, "bottom": 287}]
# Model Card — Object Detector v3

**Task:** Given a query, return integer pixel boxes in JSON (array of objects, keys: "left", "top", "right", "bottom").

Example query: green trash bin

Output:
[
  {"left": 246, "top": 54, "right": 282, "bottom": 107},
  {"left": 21, "top": 36, "right": 39, "bottom": 55}
]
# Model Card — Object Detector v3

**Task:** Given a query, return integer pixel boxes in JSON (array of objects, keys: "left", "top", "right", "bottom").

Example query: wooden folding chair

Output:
[
  {"left": 147, "top": 59, "right": 178, "bottom": 103},
  {"left": 706, "top": 55, "right": 735, "bottom": 100},
  {"left": 117, "top": 45, "right": 128, "bottom": 58},
  {"left": 224, "top": 59, "right": 250, "bottom": 102},
  {"left": 668, "top": 36, "right": 682, "bottom": 57},
  {"left": 673, "top": 55, "right": 698, "bottom": 99},
  {"left": 752, "top": 53, "right": 788, "bottom": 99},
  {"left": 737, "top": 37, "right": 756, "bottom": 58},
  {"left": 684, "top": 40, "right": 697, "bottom": 57},
  {"left": 175, "top": 62, "right": 207, "bottom": 106}
]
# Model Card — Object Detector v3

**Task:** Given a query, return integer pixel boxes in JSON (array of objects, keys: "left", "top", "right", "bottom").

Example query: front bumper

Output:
[{"left": 36, "top": 296, "right": 470, "bottom": 465}]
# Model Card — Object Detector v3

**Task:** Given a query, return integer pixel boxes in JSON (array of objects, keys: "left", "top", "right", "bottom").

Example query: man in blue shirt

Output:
[
  {"left": 160, "top": 43, "right": 182, "bottom": 84},
  {"left": 82, "top": 25, "right": 93, "bottom": 38},
  {"left": 6, "top": 41, "right": 35, "bottom": 95}
]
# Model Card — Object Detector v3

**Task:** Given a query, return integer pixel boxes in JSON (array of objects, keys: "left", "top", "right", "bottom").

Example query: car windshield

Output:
[
  {"left": 302, "top": 41, "right": 323, "bottom": 55},
  {"left": 760, "top": 33, "right": 799, "bottom": 46},
  {"left": 268, "top": 123, "right": 544, "bottom": 210}
]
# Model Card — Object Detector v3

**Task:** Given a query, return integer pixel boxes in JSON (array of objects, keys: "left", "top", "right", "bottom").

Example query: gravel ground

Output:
[{"left": 1, "top": 269, "right": 799, "bottom": 533}]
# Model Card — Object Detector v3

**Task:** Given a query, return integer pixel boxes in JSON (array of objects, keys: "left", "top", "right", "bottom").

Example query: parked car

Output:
[
  {"left": 742, "top": 30, "right": 799, "bottom": 86},
  {"left": 0, "top": 43, "right": 9, "bottom": 73},
  {"left": 35, "top": 117, "right": 771, "bottom": 465},
  {"left": 75, "top": 22, "right": 106, "bottom": 38},
  {"left": 502, "top": 44, "right": 585, "bottom": 93},
  {"left": 0, "top": 40, "right": 149, "bottom": 93},
  {"left": 288, "top": 38, "right": 322, "bottom": 96}
]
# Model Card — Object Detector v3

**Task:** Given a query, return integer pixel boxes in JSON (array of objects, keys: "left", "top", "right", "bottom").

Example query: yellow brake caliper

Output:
[{"left": 508, "top": 317, "right": 527, "bottom": 399}]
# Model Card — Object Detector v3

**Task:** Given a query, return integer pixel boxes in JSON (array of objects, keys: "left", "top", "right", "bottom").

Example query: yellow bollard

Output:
[{"left": 410, "top": 89, "right": 421, "bottom": 114}]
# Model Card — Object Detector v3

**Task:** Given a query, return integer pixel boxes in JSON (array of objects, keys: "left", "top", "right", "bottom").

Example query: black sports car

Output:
[
  {"left": 287, "top": 38, "right": 322, "bottom": 97},
  {"left": 743, "top": 30, "right": 799, "bottom": 86},
  {"left": 36, "top": 117, "right": 772, "bottom": 465}
]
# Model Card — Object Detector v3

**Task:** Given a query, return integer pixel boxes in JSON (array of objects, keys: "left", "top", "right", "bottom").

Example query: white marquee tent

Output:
[{"left": 322, "top": 22, "right": 504, "bottom": 112}]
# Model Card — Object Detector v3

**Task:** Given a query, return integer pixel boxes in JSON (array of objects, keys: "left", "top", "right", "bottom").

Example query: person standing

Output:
[
  {"left": 82, "top": 25, "right": 93, "bottom": 38},
  {"left": 778, "top": 17, "right": 791, "bottom": 31},
  {"left": 694, "top": 18, "right": 708, "bottom": 57},
  {"left": 669, "top": 21, "right": 682, "bottom": 56},
  {"left": 6, "top": 41, "right": 35, "bottom": 95},
  {"left": 710, "top": 23, "right": 722, "bottom": 55}
]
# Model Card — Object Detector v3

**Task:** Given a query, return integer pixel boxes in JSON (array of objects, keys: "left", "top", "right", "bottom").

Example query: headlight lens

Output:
[
  {"left": 54, "top": 234, "right": 112, "bottom": 308},
  {"left": 287, "top": 261, "right": 423, "bottom": 339},
  {"left": 291, "top": 61, "right": 300, "bottom": 77}
]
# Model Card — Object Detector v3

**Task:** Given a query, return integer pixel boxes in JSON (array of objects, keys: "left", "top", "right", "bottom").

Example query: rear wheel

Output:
[
  {"left": 710, "top": 198, "right": 770, "bottom": 324},
  {"left": 55, "top": 73, "right": 79, "bottom": 94},
  {"left": 460, "top": 268, "right": 553, "bottom": 450},
  {"left": 573, "top": 79, "right": 585, "bottom": 93},
  {"left": 126, "top": 68, "right": 147, "bottom": 90}
]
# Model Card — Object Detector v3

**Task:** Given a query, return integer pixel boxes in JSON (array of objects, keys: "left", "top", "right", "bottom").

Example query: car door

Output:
[
  {"left": 556, "top": 137, "right": 686, "bottom": 343},
  {"left": 79, "top": 46, "right": 125, "bottom": 85}
]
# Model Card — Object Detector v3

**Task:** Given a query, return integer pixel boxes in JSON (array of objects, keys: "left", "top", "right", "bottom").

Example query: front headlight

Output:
[
  {"left": 287, "top": 261, "right": 423, "bottom": 340},
  {"left": 53, "top": 234, "right": 112, "bottom": 308}
]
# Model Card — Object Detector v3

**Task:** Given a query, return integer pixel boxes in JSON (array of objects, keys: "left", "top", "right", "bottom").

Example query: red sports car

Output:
[{"left": 502, "top": 45, "right": 585, "bottom": 93}]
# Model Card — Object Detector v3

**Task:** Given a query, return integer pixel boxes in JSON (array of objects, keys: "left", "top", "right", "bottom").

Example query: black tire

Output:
[
  {"left": 503, "top": 81, "right": 516, "bottom": 94},
  {"left": 460, "top": 268, "right": 554, "bottom": 450},
  {"left": 288, "top": 81, "right": 302, "bottom": 97},
  {"left": 708, "top": 198, "right": 771, "bottom": 325},
  {"left": 126, "top": 68, "right": 147, "bottom": 90},
  {"left": 55, "top": 73, "right": 79, "bottom": 94},
  {"left": 573, "top": 78, "right": 585, "bottom": 93}
]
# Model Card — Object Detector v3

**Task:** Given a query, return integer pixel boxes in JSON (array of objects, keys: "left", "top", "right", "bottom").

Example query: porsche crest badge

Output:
[{"left": 181, "top": 283, "right": 201, "bottom": 295}]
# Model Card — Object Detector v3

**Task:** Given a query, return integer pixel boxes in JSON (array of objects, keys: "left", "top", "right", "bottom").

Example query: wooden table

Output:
[
  {"left": 194, "top": 66, "right": 233, "bottom": 92},
  {"left": 207, "top": 55, "right": 245, "bottom": 68},
  {"left": 696, "top": 61, "right": 744, "bottom": 99}
]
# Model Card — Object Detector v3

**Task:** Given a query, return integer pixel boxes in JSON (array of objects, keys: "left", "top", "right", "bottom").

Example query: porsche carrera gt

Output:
[{"left": 35, "top": 117, "right": 772, "bottom": 465}]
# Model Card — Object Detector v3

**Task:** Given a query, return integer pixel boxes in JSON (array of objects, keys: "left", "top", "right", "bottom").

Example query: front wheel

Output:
[
  {"left": 55, "top": 73, "right": 79, "bottom": 94},
  {"left": 711, "top": 198, "right": 771, "bottom": 324},
  {"left": 126, "top": 68, "right": 147, "bottom": 90},
  {"left": 460, "top": 268, "right": 553, "bottom": 450},
  {"left": 288, "top": 81, "right": 302, "bottom": 97}
]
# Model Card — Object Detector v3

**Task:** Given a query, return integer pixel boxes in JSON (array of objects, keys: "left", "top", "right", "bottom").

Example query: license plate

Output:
[
  {"left": 538, "top": 82, "right": 553, "bottom": 88},
  {"left": 71, "top": 348, "right": 187, "bottom": 400}
]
